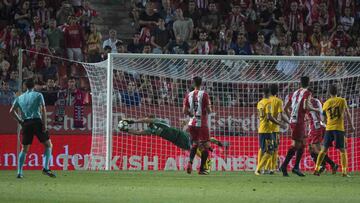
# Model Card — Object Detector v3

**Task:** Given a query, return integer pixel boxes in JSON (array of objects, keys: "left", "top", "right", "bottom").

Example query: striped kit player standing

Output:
[
  {"left": 183, "top": 76, "right": 212, "bottom": 175},
  {"left": 280, "top": 76, "right": 319, "bottom": 177}
]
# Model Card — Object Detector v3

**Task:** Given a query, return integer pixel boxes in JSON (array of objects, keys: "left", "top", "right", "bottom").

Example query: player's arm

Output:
[
  {"left": 267, "top": 112, "right": 286, "bottom": 129},
  {"left": 304, "top": 95, "right": 320, "bottom": 113},
  {"left": 279, "top": 100, "right": 290, "bottom": 124},
  {"left": 182, "top": 95, "right": 193, "bottom": 117},
  {"left": 9, "top": 99, "right": 23, "bottom": 125},
  {"left": 206, "top": 98, "right": 212, "bottom": 114},
  {"left": 284, "top": 100, "right": 291, "bottom": 118}
]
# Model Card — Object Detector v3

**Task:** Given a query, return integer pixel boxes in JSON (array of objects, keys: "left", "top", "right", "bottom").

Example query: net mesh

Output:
[{"left": 83, "top": 55, "right": 360, "bottom": 171}]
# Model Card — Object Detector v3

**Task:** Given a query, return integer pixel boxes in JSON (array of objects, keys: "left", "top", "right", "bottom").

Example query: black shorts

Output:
[
  {"left": 22, "top": 118, "right": 49, "bottom": 145},
  {"left": 323, "top": 130, "right": 346, "bottom": 149},
  {"left": 259, "top": 133, "right": 274, "bottom": 153}
]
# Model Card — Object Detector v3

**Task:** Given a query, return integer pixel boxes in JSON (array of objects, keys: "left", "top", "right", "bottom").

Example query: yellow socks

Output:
[
  {"left": 315, "top": 150, "right": 326, "bottom": 172},
  {"left": 340, "top": 151, "right": 348, "bottom": 174},
  {"left": 271, "top": 150, "right": 278, "bottom": 171},
  {"left": 257, "top": 149, "right": 262, "bottom": 166},
  {"left": 256, "top": 152, "right": 271, "bottom": 172}
]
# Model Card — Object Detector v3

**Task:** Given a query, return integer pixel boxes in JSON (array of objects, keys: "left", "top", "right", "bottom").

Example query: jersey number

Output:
[{"left": 328, "top": 107, "right": 340, "bottom": 119}]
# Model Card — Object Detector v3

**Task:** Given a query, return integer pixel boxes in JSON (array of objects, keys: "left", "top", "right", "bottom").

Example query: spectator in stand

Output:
[
  {"left": 330, "top": 25, "right": 351, "bottom": 52},
  {"left": 139, "top": 74, "right": 154, "bottom": 105},
  {"left": 23, "top": 60, "right": 36, "bottom": 80},
  {"left": 127, "top": 33, "right": 144, "bottom": 53},
  {"left": 292, "top": 32, "right": 310, "bottom": 56},
  {"left": 151, "top": 18, "right": 171, "bottom": 54},
  {"left": 35, "top": 0, "right": 51, "bottom": 28},
  {"left": 167, "top": 36, "right": 189, "bottom": 54},
  {"left": 28, "top": 16, "right": 46, "bottom": 46},
  {"left": 64, "top": 15, "right": 84, "bottom": 61},
  {"left": 86, "top": 23, "right": 102, "bottom": 62},
  {"left": 75, "top": 1, "right": 98, "bottom": 30},
  {"left": 173, "top": 8, "right": 193, "bottom": 42},
  {"left": 230, "top": 33, "right": 252, "bottom": 55},
  {"left": 101, "top": 45, "right": 112, "bottom": 61},
  {"left": 339, "top": 7, "right": 355, "bottom": 32},
  {"left": 190, "top": 31, "right": 212, "bottom": 54},
  {"left": 309, "top": 22, "right": 322, "bottom": 54},
  {"left": 29, "top": 36, "right": 50, "bottom": 71},
  {"left": 187, "top": 0, "right": 202, "bottom": 29},
  {"left": 142, "top": 44, "right": 152, "bottom": 53},
  {"left": 139, "top": 2, "right": 160, "bottom": 29},
  {"left": 40, "top": 56, "right": 58, "bottom": 82},
  {"left": 315, "top": 2, "right": 336, "bottom": 33},
  {"left": 116, "top": 41, "right": 127, "bottom": 53},
  {"left": 8, "top": 70, "right": 19, "bottom": 92},
  {"left": 64, "top": 77, "right": 78, "bottom": 106},
  {"left": 56, "top": 2, "right": 75, "bottom": 26},
  {"left": 355, "top": 37, "right": 360, "bottom": 55},
  {"left": 0, "top": 80, "right": 16, "bottom": 105},
  {"left": 46, "top": 19, "right": 64, "bottom": 56},
  {"left": 201, "top": 2, "right": 221, "bottom": 29},
  {"left": 41, "top": 78, "right": 59, "bottom": 105},
  {"left": 102, "top": 29, "right": 121, "bottom": 53},
  {"left": 253, "top": 32, "right": 272, "bottom": 55},
  {"left": 225, "top": 4, "right": 245, "bottom": 29},
  {"left": 284, "top": 1, "right": 303, "bottom": 37},
  {"left": 121, "top": 81, "right": 141, "bottom": 106},
  {"left": 4, "top": 28, "right": 23, "bottom": 56},
  {"left": 259, "top": 1, "right": 276, "bottom": 40},
  {"left": 14, "top": 1, "right": 31, "bottom": 32}
]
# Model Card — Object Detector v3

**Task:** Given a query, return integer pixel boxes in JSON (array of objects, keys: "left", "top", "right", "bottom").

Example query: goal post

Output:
[{"left": 83, "top": 54, "right": 360, "bottom": 171}]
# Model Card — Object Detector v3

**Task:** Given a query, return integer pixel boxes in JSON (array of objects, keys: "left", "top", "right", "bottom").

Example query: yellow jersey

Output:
[
  {"left": 323, "top": 97, "right": 348, "bottom": 131},
  {"left": 257, "top": 98, "right": 272, "bottom": 133},
  {"left": 269, "top": 95, "right": 283, "bottom": 133}
]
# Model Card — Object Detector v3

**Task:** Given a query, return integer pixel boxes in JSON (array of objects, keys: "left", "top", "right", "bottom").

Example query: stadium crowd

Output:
[{"left": 0, "top": 0, "right": 360, "bottom": 107}]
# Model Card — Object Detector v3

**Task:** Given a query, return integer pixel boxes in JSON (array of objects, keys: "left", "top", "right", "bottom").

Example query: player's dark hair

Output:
[
  {"left": 269, "top": 84, "right": 278, "bottom": 96},
  {"left": 329, "top": 84, "right": 338, "bottom": 96},
  {"left": 193, "top": 76, "right": 202, "bottom": 87},
  {"left": 25, "top": 78, "right": 35, "bottom": 89},
  {"left": 300, "top": 76, "right": 310, "bottom": 88},
  {"left": 262, "top": 86, "right": 270, "bottom": 96}
]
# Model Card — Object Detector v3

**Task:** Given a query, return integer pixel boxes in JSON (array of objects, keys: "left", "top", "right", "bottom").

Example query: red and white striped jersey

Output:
[
  {"left": 288, "top": 88, "right": 311, "bottom": 125},
  {"left": 183, "top": 90, "right": 210, "bottom": 127},
  {"left": 307, "top": 98, "right": 324, "bottom": 132}
]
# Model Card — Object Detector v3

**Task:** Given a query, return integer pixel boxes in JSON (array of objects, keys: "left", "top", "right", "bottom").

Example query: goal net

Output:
[{"left": 83, "top": 54, "right": 360, "bottom": 172}]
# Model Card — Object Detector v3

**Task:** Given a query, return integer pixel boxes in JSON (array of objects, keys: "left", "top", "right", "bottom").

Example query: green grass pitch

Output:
[{"left": 0, "top": 171, "right": 360, "bottom": 203}]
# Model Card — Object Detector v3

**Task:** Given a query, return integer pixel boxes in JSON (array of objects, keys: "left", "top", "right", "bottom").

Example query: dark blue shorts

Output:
[
  {"left": 272, "top": 132, "right": 280, "bottom": 149},
  {"left": 259, "top": 133, "right": 274, "bottom": 153},
  {"left": 323, "top": 130, "right": 346, "bottom": 149}
]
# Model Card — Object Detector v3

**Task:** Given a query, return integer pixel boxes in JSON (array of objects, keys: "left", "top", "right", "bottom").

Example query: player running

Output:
[
  {"left": 255, "top": 86, "right": 286, "bottom": 175},
  {"left": 280, "top": 76, "right": 318, "bottom": 177},
  {"left": 306, "top": 88, "right": 338, "bottom": 174},
  {"left": 9, "top": 78, "right": 55, "bottom": 178},
  {"left": 118, "top": 116, "right": 227, "bottom": 173},
  {"left": 263, "top": 84, "right": 289, "bottom": 174},
  {"left": 314, "top": 85, "right": 355, "bottom": 177},
  {"left": 183, "top": 76, "right": 212, "bottom": 175}
]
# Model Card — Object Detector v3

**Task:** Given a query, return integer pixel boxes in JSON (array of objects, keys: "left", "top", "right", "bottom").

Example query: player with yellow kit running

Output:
[{"left": 314, "top": 85, "right": 355, "bottom": 177}]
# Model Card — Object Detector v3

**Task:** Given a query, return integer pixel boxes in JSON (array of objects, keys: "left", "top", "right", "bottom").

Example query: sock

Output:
[
  {"left": 44, "top": 148, "right": 52, "bottom": 170},
  {"left": 257, "top": 148, "right": 262, "bottom": 166},
  {"left": 200, "top": 149, "right": 209, "bottom": 171},
  {"left": 256, "top": 152, "right": 271, "bottom": 172},
  {"left": 271, "top": 150, "right": 278, "bottom": 171},
  {"left": 189, "top": 146, "right": 197, "bottom": 164},
  {"left": 310, "top": 152, "right": 318, "bottom": 164},
  {"left": 315, "top": 150, "right": 326, "bottom": 171},
  {"left": 265, "top": 155, "right": 271, "bottom": 171},
  {"left": 294, "top": 148, "right": 304, "bottom": 170},
  {"left": 340, "top": 151, "right": 348, "bottom": 174},
  {"left": 324, "top": 155, "right": 336, "bottom": 168},
  {"left": 281, "top": 146, "right": 296, "bottom": 169},
  {"left": 18, "top": 151, "right": 27, "bottom": 175}
]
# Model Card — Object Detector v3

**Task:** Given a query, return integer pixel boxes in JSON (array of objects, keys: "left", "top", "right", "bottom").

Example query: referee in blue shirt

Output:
[{"left": 10, "top": 78, "right": 55, "bottom": 178}]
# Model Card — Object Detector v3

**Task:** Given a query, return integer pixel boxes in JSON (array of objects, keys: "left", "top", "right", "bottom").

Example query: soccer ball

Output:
[{"left": 118, "top": 120, "right": 129, "bottom": 131}]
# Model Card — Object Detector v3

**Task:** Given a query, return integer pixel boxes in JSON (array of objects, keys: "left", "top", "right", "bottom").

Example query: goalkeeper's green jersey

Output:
[{"left": 144, "top": 119, "right": 191, "bottom": 150}]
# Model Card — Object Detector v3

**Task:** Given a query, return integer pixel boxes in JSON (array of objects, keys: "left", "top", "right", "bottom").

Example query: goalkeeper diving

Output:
[{"left": 118, "top": 115, "right": 228, "bottom": 173}]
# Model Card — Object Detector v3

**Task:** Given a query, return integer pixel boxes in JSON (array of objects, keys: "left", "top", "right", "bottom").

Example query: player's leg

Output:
[
  {"left": 255, "top": 134, "right": 273, "bottom": 175},
  {"left": 292, "top": 139, "right": 305, "bottom": 176},
  {"left": 17, "top": 144, "right": 30, "bottom": 178},
  {"left": 280, "top": 140, "right": 296, "bottom": 176},
  {"left": 36, "top": 121, "right": 56, "bottom": 177},
  {"left": 187, "top": 142, "right": 198, "bottom": 174},
  {"left": 336, "top": 131, "right": 349, "bottom": 177},
  {"left": 199, "top": 141, "right": 211, "bottom": 174},
  {"left": 17, "top": 121, "right": 35, "bottom": 178},
  {"left": 314, "top": 131, "right": 333, "bottom": 175},
  {"left": 270, "top": 133, "right": 279, "bottom": 173}
]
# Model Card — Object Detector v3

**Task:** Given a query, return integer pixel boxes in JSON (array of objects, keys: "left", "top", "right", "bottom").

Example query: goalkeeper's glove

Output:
[{"left": 122, "top": 119, "right": 135, "bottom": 124}]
